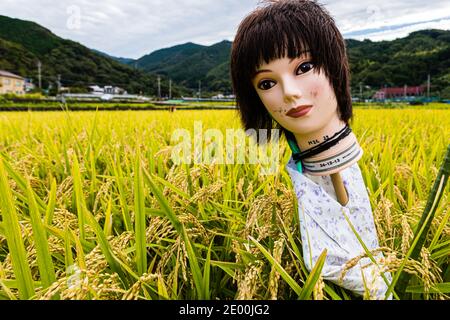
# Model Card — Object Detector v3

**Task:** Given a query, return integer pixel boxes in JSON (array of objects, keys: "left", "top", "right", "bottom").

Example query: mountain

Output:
[
  {"left": 1, "top": 13, "right": 449, "bottom": 98},
  {"left": 346, "top": 29, "right": 450, "bottom": 97},
  {"left": 91, "top": 49, "right": 136, "bottom": 65},
  {"left": 136, "top": 42, "right": 205, "bottom": 70},
  {"left": 136, "top": 40, "right": 232, "bottom": 94},
  {"left": 0, "top": 15, "right": 187, "bottom": 96},
  {"left": 132, "top": 29, "right": 450, "bottom": 97}
]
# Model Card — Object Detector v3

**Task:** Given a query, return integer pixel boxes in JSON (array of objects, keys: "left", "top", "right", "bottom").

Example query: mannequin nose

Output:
[{"left": 282, "top": 78, "right": 302, "bottom": 103}]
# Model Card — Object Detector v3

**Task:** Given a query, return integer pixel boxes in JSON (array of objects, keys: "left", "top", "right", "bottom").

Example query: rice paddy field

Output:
[{"left": 0, "top": 105, "right": 449, "bottom": 300}]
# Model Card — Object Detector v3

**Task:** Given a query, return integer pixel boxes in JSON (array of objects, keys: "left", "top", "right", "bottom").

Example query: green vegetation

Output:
[
  {"left": 347, "top": 30, "right": 450, "bottom": 98},
  {"left": 0, "top": 15, "right": 189, "bottom": 96},
  {"left": 0, "top": 99, "right": 448, "bottom": 112},
  {"left": 136, "top": 41, "right": 232, "bottom": 94},
  {"left": 0, "top": 108, "right": 449, "bottom": 300},
  {"left": 1, "top": 14, "right": 448, "bottom": 98},
  {"left": 0, "top": 100, "right": 239, "bottom": 111},
  {"left": 133, "top": 30, "right": 450, "bottom": 98}
]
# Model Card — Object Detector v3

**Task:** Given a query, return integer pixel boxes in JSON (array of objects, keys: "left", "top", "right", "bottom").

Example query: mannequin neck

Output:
[{"left": 293, "top": 116, "right": 347, "bottom": 152}]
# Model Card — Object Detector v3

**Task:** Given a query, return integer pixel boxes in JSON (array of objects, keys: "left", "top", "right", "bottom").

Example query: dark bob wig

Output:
[{"left": 230, "top": 0, "right": 353, "bottom": 143}]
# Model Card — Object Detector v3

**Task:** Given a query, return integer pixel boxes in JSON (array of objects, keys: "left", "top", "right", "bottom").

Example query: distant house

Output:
[
  {"left": 104, "top": 85, "right": 126, "bottom": 95},
  {"left": 88, "top": 85, "right": 104, "bottom": 94},
  {"left": 373, "top": 86, "right": 425, "bottom": 100},
  {"left": 59, "top": 86, "right": 71, "bottom": 93},
  {"left": 88, "top": 85, "right": 127, "bottom": 95},
  {"left": 0, "top": 70, "right": 25, "bottom": 95}
]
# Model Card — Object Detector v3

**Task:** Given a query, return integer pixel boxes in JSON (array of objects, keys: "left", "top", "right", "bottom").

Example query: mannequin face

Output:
[{"left": 252, "top": 52, "right": 343, "bottom": 148}]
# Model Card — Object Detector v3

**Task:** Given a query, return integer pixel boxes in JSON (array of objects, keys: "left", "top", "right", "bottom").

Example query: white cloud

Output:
[
  {"left": 0, "top": 0, "right": 449, "bottom": 59},
  {"left": 325, "top": 0, "right": 450, "bottom": 40},
  {"left": 346, "top": 18, "right": 450, "bottom": 41}
]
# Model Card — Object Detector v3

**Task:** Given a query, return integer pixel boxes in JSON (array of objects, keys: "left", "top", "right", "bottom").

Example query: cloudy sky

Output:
[{"left": 1, "top": 0, "right": 450, "bottom": 59}]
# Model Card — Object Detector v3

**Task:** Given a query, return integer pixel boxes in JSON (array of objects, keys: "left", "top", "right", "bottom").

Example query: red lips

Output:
[{"left": 286, "top": 105, "right": 313, "bottom": 118}]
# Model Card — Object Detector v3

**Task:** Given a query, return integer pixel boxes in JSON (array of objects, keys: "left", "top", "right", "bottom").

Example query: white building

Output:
[
  {"left": 88, "top": 85, "right": 104, "bottom": 94},
  {"left": 104, "top": 85, "right": 127, "bottom": 95},
  {"left": 89, "top": 85, "right": 127, "bottom": 95}
]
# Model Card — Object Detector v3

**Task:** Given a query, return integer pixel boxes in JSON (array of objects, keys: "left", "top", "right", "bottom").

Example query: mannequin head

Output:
[
  {"left": 251, "top": 54, "right": 348, "bottom": 151},
  {"left": 230, "top": 0, "right": 352, "bottom": 148}
]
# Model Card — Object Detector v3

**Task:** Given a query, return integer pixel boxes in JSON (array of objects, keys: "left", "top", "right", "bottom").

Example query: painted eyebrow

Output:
[{"left": 253, "top": 50, "right": 311, "bottom": 76}]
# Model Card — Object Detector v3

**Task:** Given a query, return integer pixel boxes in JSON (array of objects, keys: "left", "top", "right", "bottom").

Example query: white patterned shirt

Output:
[{"left": 285, "top": 155, "right": 392, "bottom": 299}]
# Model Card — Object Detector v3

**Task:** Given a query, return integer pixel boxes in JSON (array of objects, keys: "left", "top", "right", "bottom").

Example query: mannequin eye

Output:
[
  {"left": 296, "top": 62, "right": 314, "bottom": 75},
  {"left": 257, "top": 80, "right": 276, "bottom": 90}
]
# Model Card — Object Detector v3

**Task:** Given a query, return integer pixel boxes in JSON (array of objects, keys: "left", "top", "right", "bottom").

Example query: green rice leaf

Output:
[
  {"left": 298, "top": 249, "right": 328, "bottom": 300},
  {"left": 103, "top": 194, "right": 113, "bottom": 237},
  {"left": 406, "top": 283, "right": 450, "bottom": 294},
  {"left": 109, "top": 152, "right": 132, "bottom": 231},
  {"left": 249, "top": 236, "right": 303, "bottom": 296},
  {"left": 26, "top": 179, "right": 57, "bottom": 289},
  {"left": 84, "top": 206, "right": 130, "bottom": 287},
  {"left": 134, "top": 149, "right": 147, "bottom": 276},
  {"left": 71, "top": 155, "right": 86, "bottom": 241},
  {"left": 44, "top": 177, "right": 57, "bottom": 226},
  {"left": 202, "top": 238, "right": 214, "bottom": 300},
  {"left": 0, "top": 158, "right": 35, "bottom": 299}
]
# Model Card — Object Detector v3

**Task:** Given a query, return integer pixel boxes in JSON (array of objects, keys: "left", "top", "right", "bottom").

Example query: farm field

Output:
[{"left": 0, "top": 107, "right": 449, "bottom": 300}]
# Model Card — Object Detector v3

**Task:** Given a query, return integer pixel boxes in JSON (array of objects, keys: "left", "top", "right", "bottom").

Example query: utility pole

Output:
[
  {"left": 404, "top": 84, "right": 407, "bottom": 100},
  {"left": 198, "top": 80, "right": 201, "bottom": 101},
  {"left": 37, "top": 60, "right": 42, "bottom": 89},
  {"left": 169, "top": 79, "right": 172, "bottom": 100},
  {"left": 359, "top": 82, "right": 362, "bottom": 101},
  {"left": 157, "top": 76, "right": 161, "bottom": 100},
  {"left": 57, "top": 74, "right": 61, "bottom": 95},
  {"left": 427, "top": 74, "right": 431, "bottom": 100}
]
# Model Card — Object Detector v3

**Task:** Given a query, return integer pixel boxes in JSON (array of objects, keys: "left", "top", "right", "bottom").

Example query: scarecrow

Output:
[{"left": 230, "top": 0, "right": 392, "bottom": 299}]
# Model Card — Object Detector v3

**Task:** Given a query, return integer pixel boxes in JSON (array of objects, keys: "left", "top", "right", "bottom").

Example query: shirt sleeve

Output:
[{"left": 285, "top": 157, "right": 393, "bottom": 299}]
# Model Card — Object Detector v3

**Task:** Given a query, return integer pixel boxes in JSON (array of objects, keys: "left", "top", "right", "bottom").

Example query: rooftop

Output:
[{"left": 0, "top": 70, "right": 24, "bottom": 80}]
